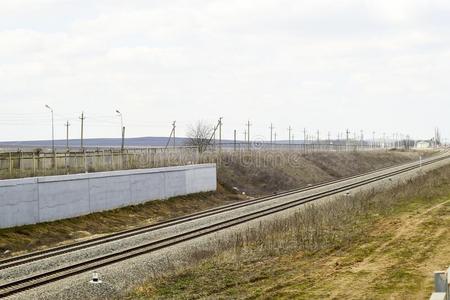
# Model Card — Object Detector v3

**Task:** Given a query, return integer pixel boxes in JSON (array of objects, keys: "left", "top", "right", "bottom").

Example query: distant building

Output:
[{"left": 416, "top": 141, "right": 431, "bottom": 149}]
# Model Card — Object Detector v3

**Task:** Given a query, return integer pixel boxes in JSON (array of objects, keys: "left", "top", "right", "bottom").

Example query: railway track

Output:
[
  {"left": 0, "top": 153, "right": 448, "bottom": 298},
  {"left": 0, "top": 154, "right": 438, "bottom": 270},
  {"left": 0, "top": 157, "right": 419, "bottom": 270}
]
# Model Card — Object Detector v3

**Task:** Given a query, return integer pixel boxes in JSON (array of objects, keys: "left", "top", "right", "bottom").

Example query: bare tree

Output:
[{"left": 185, "top": 121, "right": 214, "bottom": 152}]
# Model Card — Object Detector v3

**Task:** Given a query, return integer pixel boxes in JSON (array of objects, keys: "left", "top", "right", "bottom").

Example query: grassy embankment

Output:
[
  {"left": 127, "top": 161, "right": 450, "bottom": 300},
  {"left": 0, "top": 151, "right": 425, "bottom": 258}
]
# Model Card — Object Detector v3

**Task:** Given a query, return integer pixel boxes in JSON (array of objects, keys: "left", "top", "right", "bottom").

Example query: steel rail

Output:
[{"left": 0, "top": 154, "right": 448, "bottom": 298}]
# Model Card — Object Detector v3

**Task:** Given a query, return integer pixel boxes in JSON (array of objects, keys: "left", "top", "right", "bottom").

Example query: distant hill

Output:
[
  {"left": 0, "top": 137, "right": 191, "bottom": 150},
  {"left": 0, "top": 136, "right": 240, "bottom": 150}
]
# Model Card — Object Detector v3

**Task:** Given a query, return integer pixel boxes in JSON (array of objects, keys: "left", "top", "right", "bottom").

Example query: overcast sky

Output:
[{"left": 0, "top": 0, "right": 448, "bottom": 142}]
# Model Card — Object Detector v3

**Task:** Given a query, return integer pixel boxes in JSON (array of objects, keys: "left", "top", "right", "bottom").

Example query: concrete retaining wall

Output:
[{"left": 0, "top": 164, "right": 216, "bottom": 229}]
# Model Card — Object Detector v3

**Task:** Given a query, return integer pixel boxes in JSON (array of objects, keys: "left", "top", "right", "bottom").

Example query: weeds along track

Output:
[{"left": 0, "top": 153, "right": 448, "bottom": 298}]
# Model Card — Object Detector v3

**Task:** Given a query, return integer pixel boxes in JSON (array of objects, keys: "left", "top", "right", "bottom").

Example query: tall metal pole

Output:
[
  {"left": 360, "top": 130, "right": 364, "bottom": 149},
  {"left": 80, "top": 112, "right": 85, "bottom": 150},
  {"left": 218, "top": 117, "right": 223, "bottom": 150},
  {"left": 116, "top": 110, "right": 124, "bottom": 151},
  {"left": 65, "top": 121, "right": 70, "bottom": 150},
  {"left": 288, "top": 126, "right": 292, "bottom": 145},
  {"left": 346, "top": 129, "right": 350, "bottom": 151},
  {"left": 269, "top": 123, "right": 274, "bottom": 146},
  {"left": 173, "top": 121, "right": 176, "bottom": 148},
  {"left": 45, "top": 105, "right": 55, "bottom": 153},
  {"left": 233, "top": 129, "right": 237, "bottom": 151},
  {"left": 372, "top": 131, "right": 375, "bottom": 149},
  {"left": 246, "top": 120, "right": 251, "bottom": 149}
]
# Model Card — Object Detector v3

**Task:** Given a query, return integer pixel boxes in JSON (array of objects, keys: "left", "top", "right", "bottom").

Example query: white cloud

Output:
[{"left": 0, "top": 0, "right": 449, "bottom": 141}]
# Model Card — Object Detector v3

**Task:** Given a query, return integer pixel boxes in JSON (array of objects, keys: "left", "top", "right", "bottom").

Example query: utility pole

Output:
[
  {"left": 303, "top": 128, "right": 307, "bottom": 144},
  {"left": 246, "top": 120, "right": 251, "bottom": 149},
  {"left": 317, "top": 130, "right": 320, "bottom": 144},
  {"left": 372, "top": 131, "right": 376, "bottom": 149},
  {"left": 122, "top": 127, "right": 126, "bottom": 150},
  {"left": 346, "top": 129, "right": 350, "bottom": 150},
  {"left": 269, "top": 123, "right": 274, "bottom": 146},
  {"left": 218, "top": 117, "right": 223, "bottom": 150},
  {"left": 79, "top": 112, "right": 86, "bottom": 150},
  {"left": 288, "top": 126, "right": 292, "bottom": 145},
  {"left": 65, "top": 121, "right": 70, "bottom": 150},
  {"left": 116, "top": 110, "right": 125, "bottom": 151},
  {"left": 45, "top": 105, "right": 55, "bottom": 153},
  {"left": 173, "top": 121, "right": 176, "bottom": 148},
  {"left": 233, "top": 129, "right": 237, "bottom": 151},
  {"left": 274, "top": 132, "right": 277, "bottom": 144},
  {"left": 165, "top": 121, "right": 176, "bottom": 149},
  {"left": 360, "top": 130, "right": 364, "bottom": 148}
]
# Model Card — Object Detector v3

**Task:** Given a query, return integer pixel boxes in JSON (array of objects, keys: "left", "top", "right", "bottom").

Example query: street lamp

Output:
[
  {"left": 116, "top": 110, "right": 124, "bottom": 151},
  {"left": 45, "top": 104, "right": 55, "bottom": 153}
]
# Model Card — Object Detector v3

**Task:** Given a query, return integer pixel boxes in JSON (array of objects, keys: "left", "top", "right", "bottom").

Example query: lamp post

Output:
[
  {"left": 45, "top": 104, "right": 55, "bottom": 153},
  {"left": 116, "top": 110, "right": 124, "bottom": 151}
]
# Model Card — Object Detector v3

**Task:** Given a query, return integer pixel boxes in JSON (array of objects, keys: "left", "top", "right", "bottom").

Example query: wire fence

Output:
[{"left": 0, "top": 142, "right": 394, "bottom": 180}]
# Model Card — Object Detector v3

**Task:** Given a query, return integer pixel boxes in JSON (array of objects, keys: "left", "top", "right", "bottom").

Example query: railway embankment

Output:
[{"left": 0, "top": 150, "right": 427, "bottom": 258}]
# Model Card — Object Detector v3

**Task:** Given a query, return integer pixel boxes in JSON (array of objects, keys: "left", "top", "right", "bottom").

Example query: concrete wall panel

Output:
[
  {"left": 38, "top": 179, "right": 90, "bottom": 222},
  {"left": 0, "top": 178, "right": 38, "bottom": 227},
  {"left": 0, "top": 164, "right": 216, "bottom": 228},
  {"left": 89, "top": 176, "right": 131, "bottom": 211},
  {"left": 186, "top": 167, "right": 217, "bottom": 194},
  {"left": 164, "top": 170, "right": 187, "bottom": 198},
  {"left": 129, "top": 172, "right": 165, "bottom": 205}
]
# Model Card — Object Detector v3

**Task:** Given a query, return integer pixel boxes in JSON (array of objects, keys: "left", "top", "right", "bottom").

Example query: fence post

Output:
[
  {"left": 9, "top": 152, "right": 12, "bottom": 177},
  {"left": 84, "top": 150, "right": 87, "bottom": 173},
  {"left": 111, "top": 149, "right": 114, "bottom": 170},
  {"left": 32, "top": 152, "right": 36, "bottom": 176}
]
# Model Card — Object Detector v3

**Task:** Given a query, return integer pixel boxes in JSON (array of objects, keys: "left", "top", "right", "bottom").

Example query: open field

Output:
[
  {"left": 0, "top": 151, "right": 428, "bottom": 259},
  {"left": 127, "top": 163, "right": 450, "bottom": 299}
]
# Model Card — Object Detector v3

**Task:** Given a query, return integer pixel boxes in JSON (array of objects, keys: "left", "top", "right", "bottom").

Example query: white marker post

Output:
[{"left": 90, "top": 272, "right": 102, "bottom": 284}]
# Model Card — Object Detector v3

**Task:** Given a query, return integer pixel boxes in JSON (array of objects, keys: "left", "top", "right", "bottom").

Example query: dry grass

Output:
[
  {"left": 218, "top": 150, "right": 427, "bottom": 195},
  {"left": 127, "top": 163, "right": 450, "bottom": 300}
]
